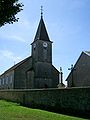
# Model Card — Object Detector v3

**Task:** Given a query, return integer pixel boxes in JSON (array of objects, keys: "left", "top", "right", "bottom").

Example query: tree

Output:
[{"left": 0, "top": 0, "right": 23, "bottom": 27}]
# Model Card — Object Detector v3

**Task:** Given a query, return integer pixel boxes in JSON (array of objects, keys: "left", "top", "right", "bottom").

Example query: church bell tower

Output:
[{"left": 31, "top": 8, "right": 53, "bottom": 88}]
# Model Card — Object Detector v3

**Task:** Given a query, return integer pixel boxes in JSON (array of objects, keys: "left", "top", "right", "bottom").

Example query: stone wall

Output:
[{"left": 0, "top": 87, "right": 90, "bottom": 114}]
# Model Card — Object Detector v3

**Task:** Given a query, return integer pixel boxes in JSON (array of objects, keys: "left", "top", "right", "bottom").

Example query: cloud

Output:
[
  {"left": 0, "top": 49, "right": 22, "bottom": 63},
  {"left": 0, "top": 17, "right": 34, "bottom": 43},
  {"left": 6, "top": 35, "right": 25, "bottom": 42}
]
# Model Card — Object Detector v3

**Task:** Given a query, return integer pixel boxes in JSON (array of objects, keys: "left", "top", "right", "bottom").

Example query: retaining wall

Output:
[{"left": 0, "top": 87, "right": 90, "bottom": 114}]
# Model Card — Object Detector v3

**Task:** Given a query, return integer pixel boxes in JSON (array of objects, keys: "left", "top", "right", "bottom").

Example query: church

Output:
[{"left": 0, "top": 15, "right": 59, "bottom": 89}]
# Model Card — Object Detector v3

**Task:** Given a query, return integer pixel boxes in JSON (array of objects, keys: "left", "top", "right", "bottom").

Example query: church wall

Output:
[
  {"left": 0, "top": 71, "right": 14, "bottom": 89},
  {"left": 26, "top": 70, "right": 34, "bottom": 89},
  {"left": 14, "top": 57, "right": 32, "bottom": 89},
  {"left": 34, "top": 62, "right": 53, "bottom": 88},
  {"left": 67, "top": 53, "right": 90, "bottom": 87},
  {"left": 34, "top": 78, "right": 52, "bottom": 88},
  {"left": 52, "top": 66, "right": 59, "bottom": 88},
  {"left": 34, "top": 62, "right": 52, "bottom": 78},
  {"left": 0, "top": 87, "right": 90, "bottom": 114}
]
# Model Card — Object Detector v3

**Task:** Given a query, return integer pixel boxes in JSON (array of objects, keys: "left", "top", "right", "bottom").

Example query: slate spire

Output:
[{"left": 34, "top": 8, "right": 50, "bottom": 41}]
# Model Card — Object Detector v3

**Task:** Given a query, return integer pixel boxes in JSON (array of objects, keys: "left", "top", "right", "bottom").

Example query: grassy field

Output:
[{"left": 0, "top": 100, "right": 86, "bottom": 120}]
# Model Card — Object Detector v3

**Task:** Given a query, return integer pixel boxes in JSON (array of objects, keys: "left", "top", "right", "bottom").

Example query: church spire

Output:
[{"left": 34, "top": 7, "right": 50, "bottom": 42}]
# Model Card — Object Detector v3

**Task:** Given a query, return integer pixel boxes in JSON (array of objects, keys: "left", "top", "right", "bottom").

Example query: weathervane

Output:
[{"left": 41, "top": 6, "right": 43, "bottom": 18}]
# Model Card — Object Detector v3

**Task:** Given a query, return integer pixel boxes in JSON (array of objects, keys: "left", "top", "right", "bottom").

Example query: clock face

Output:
[
  {"left": 43, "top": 42, "right": 47, "bottom": 47},
  {"left": 33, "top": 43, "right": 36, "bottom": 48}
]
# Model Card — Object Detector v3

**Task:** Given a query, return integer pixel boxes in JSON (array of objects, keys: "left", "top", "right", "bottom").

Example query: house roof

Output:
[
  {"left": 0, "top": 56, "right": 32, "bottom": 76},
  {"left": 66, "top": 51, "right": 90, "bottom": 81},
  {"left": 84, "top": 51, "right": 90, "bottom": 56},
  {"left": 34, "top": 16, "right": 51, "bottom": 42}
]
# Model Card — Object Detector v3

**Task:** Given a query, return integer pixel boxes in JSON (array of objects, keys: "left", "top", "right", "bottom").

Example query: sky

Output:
[{"left": 0, "top": 0, "right": 90, "bottom": 85}]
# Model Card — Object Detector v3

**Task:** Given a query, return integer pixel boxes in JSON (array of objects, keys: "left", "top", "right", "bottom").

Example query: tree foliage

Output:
[{"left": 0, "top": 0, "right": 23, "bottom": 27}]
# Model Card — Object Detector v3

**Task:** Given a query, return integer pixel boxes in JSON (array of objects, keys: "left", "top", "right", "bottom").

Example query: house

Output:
[
  {"left": 66, "top": 51, "right": 90, "bottom": 87},
  {"left": 0, "top": 15, "right": 59, "bottom": 89}
]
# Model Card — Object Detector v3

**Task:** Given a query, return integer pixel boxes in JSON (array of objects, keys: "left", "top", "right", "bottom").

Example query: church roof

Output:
[
  {"left": 34, "top": 16, "right": 50, "bottom": 42},
  {"left": 0, "top": 56, "right": 32, "bottom": 76}
]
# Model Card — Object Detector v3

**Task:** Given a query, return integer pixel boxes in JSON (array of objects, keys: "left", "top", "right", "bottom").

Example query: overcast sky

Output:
[{"left": 0, "top": 0, "right": 90, "bottom": 84}]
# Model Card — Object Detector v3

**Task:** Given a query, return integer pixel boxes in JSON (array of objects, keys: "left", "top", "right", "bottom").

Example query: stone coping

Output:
[{"left": 0, "top": 86, "right": 90, "bottom": 92}]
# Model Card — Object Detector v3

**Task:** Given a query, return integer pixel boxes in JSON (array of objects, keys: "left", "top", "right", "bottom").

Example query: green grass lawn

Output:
[{"left": 0, "top": 100, "right": 86, "bottom": 120}]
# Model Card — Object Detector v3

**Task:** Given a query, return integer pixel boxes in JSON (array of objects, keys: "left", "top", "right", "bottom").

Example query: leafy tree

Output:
[{"left": 0, "top": 0, "right": 23, "bottom": 27}]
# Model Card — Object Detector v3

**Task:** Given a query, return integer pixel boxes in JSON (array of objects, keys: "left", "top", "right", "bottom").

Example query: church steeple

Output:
[
  {"left": 34, "top": 10, "right": 50, "bottom": 42},
  {"left": 32, "top": 8, "right": 52, "bottom": 64}
]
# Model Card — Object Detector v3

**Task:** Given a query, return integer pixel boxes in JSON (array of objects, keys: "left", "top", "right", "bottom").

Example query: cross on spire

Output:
[
  {"left": 41, "top": 6, "right": 43, "bottom": 18},
  {"left": 34, "top": 6, "right": 51, "bottom": 42}
]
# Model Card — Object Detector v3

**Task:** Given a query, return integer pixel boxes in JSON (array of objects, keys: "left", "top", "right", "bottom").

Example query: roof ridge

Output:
[
  {"left": 0, "top": 56, "right": 32, "bottom": 76},
  {"left": 84, "top": 51, "right": 90, "bottom": 56}
]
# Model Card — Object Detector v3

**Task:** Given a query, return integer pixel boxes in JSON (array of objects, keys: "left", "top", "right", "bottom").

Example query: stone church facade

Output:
[
  {"left": 0, "top": 16, "right": 59, "bottom": 89},
  {"left": 66, "top": 51, "right": 90, "bottom": 87}
]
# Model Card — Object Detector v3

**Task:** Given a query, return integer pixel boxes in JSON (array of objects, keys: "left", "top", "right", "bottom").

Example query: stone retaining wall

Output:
[{"left": 0, "top": 87, "right": 90, "bottom": 114}]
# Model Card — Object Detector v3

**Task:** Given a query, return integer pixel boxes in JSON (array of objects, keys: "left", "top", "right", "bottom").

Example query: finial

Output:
[{"left": 41, "top": 6, "right": 43, "bottom": 18}]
